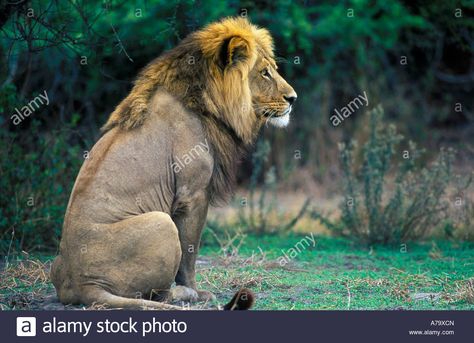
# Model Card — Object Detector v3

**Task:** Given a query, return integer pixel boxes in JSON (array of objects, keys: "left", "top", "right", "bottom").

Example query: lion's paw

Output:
[
  {"left": 170, "top": 286, "right": 199, "bottom": 302},
  {"left": 169, "top": 286, "right": 216, "bottom": 303},
  {"left": 197, "top": 290, "right": 216, "bottom": 302}
]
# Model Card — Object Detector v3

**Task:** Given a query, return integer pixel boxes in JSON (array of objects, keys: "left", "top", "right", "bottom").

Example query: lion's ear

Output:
[{"left": 219, "top": 36, "right": 251, "bottom": 69}]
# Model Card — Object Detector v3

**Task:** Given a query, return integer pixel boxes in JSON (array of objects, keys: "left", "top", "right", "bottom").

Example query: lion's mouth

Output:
[
  {"left": 264, "top": 106, "right": 292, "bottom": 127},
  {"left": 280, "top": 106, "right": 292, "bottom": 117},
  {"left": 262, "top": 105, "right": 292, "bottom": 118}
]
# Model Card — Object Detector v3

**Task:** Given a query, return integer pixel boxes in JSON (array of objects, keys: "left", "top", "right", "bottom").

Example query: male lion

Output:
[{"left": 51, "top": 17, "right": 296, "bottom": 310}]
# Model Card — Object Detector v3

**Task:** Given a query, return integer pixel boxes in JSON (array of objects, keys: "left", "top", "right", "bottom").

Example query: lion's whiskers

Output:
[{"left": 264, "top": 109, "right": 279, "bottom": 126}]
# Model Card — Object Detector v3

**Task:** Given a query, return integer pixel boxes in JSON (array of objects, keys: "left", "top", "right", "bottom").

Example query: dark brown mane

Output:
[{"left": 200, "top": 113, "right": 251, "bottom": 205}]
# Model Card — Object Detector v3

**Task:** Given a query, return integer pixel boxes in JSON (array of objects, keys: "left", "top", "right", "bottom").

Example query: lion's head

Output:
[
  {"left": 103, "top": 17, "right": 296, "bottom": 144},
  {"left": 248, "top": 51, "right": 297, "bottom": 128},
  {"left": 195, "top": 17, "right": 297, "bottom": 137}
]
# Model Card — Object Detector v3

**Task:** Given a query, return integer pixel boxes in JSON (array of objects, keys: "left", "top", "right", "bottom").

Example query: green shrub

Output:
[
  {"left": 451, "top": 177, "right": 474, "bottom": 241},
  {"left": 455, "top": 200, "right": 474, "bottom": 241},
  {"left": 0, "top": 119, "right": 85, "bottom": 256},
  {"left": 313, "top": 106, "right": 459, "bottom": 245}
]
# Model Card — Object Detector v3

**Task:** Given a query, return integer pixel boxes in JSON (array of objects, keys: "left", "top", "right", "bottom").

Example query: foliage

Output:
[
  {"left": 0, "top": 119, "right": 86, "bottom": 255},
  {"left": 313, "top": 106, "right": 463, "bottom": 245},
  {"left": 0, "top": 0, "right": 471, "bottom": 173},
  {"left": 451, "top": 187, "right": 474, "bottom": 242}
]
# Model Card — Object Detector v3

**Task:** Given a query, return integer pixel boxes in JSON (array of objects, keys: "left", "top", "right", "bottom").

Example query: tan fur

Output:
[{"left": 51, "top": 17, "right": 296, "bottom": 309}]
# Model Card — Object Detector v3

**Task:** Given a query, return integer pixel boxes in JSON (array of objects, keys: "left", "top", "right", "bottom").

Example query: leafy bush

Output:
[
  {"left": 0, "top": 119, "right": 86, "bottom": 255},
  {"left": 451, "top": 183, "right": 474, "bottom": 242},
  {"left": 313, "top": 106, "right": 460, "bottom": 245}
]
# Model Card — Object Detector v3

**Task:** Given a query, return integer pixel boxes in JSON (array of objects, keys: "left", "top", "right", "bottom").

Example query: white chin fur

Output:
[{"left": 268, "top": 113, "right": 290, "bottom": 127}]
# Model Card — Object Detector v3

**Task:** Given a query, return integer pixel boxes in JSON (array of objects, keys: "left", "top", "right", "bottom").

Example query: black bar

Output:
[{"left": 3, "top": 310, "right": 472, "bottom": 342}]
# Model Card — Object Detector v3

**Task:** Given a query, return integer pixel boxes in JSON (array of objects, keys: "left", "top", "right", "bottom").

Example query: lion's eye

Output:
[{"left": 261, "top": 68, "right": 271, "bottom": 79}]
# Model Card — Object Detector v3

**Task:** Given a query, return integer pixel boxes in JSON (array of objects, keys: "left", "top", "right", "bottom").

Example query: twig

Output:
[
  {"left": 345, "top": 283, "right": 351, "bottom": 310},
  {"left": 281, "top": 197, "right": 312, "bottom": 231},
  {"left": 110, "top": 22, "right": 134, "bottom": 62}
]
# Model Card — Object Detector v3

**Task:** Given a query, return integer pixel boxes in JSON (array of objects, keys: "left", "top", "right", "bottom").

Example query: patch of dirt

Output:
[{"left": 411, "top": 292, "right": 442, "bottom": 302}]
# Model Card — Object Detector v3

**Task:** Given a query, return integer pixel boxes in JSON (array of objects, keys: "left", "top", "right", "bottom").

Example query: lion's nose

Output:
[{"left": 284, "top": 93, "right": 297, "bottom": 106}]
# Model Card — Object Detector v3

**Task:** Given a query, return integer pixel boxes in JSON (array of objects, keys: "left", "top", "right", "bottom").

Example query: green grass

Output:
[
  {"left": 197, "top": 232, "right": 474, "bottom": 310},
  {"left": 1, "top": 234, "right": 474, "bottom": 310}
]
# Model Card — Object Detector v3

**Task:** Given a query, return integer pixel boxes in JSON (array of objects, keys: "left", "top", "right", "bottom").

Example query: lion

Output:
[{"left": 51, "top": 17, "right": 297, "bottom": 310}]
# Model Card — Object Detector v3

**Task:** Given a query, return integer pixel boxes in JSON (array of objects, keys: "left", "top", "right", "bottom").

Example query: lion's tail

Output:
[
  {"left": 223, "top": 288, "right": 255, "bottom": 310},
  {"left": 83, "top": 287, "right": 183, "bottom": 310},
  {"left": 83, "top": 286, "right": 254, "bottom": 310}
]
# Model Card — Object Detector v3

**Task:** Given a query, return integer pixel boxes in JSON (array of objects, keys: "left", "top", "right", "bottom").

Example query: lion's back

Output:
[{"left": 64, "top": 91, "right": 210, "bottom": 226}]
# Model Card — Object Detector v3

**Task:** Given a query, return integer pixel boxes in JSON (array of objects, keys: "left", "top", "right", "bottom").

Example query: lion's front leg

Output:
[{"left": 172, "top": 191, "right": 215, "bottom": 302}]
